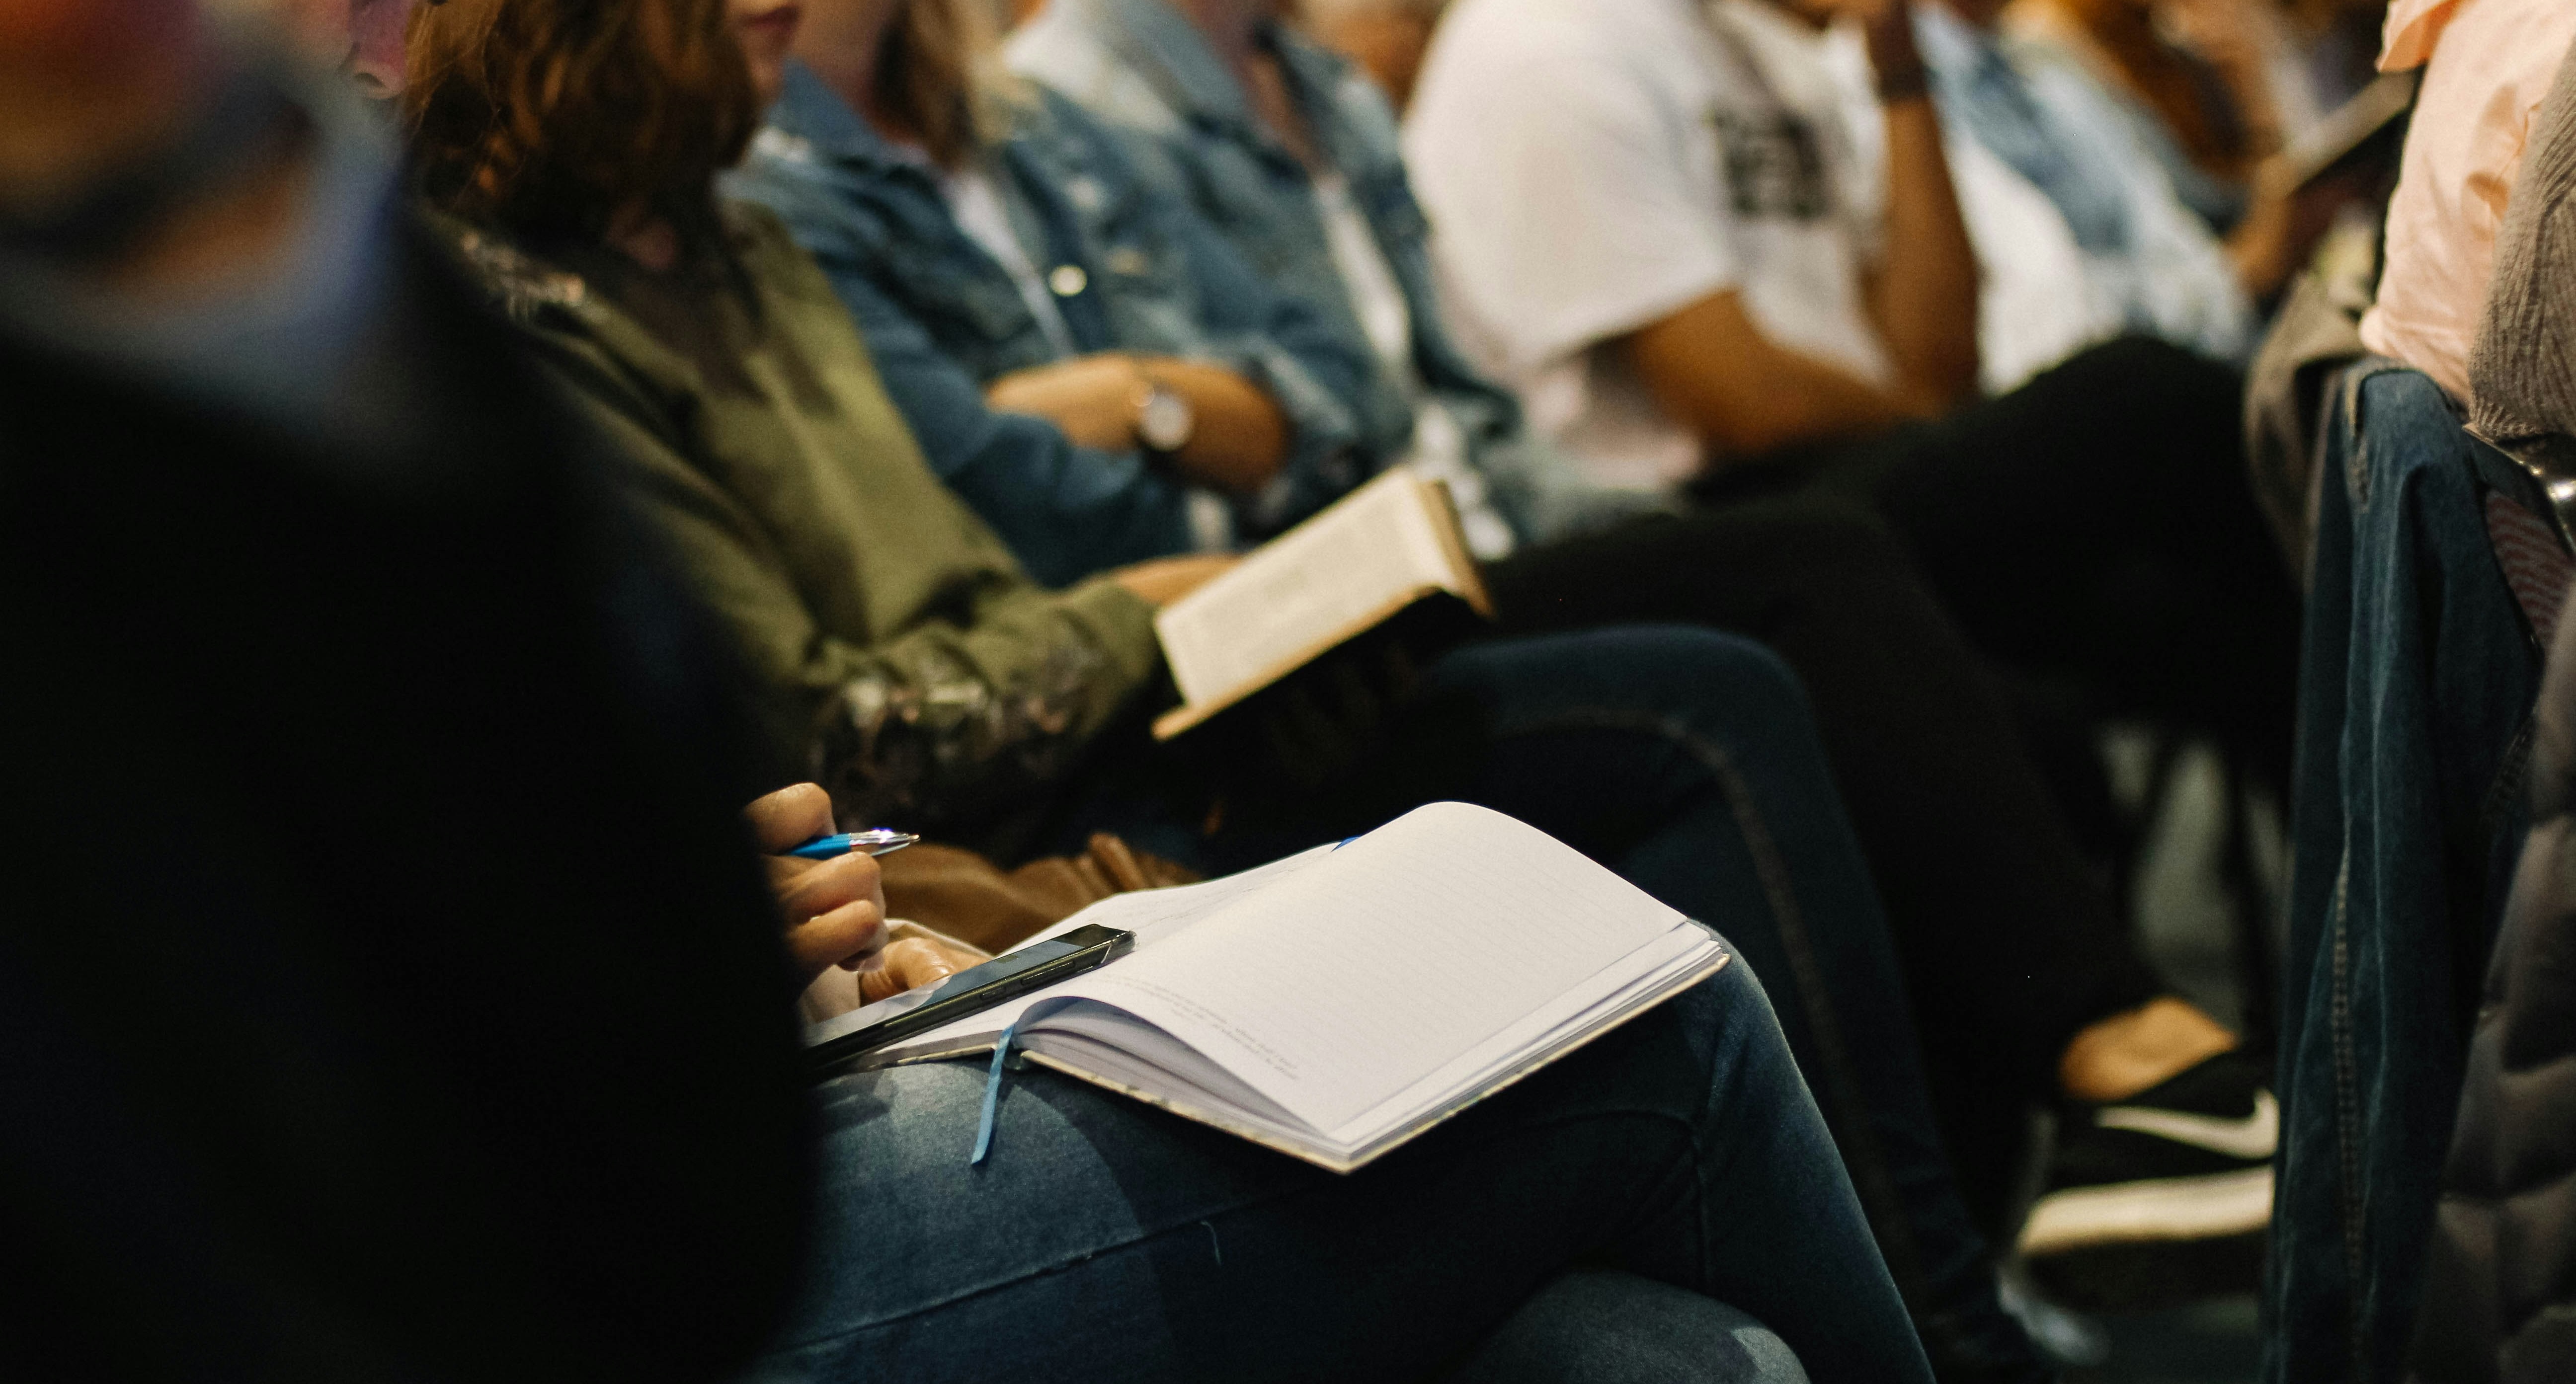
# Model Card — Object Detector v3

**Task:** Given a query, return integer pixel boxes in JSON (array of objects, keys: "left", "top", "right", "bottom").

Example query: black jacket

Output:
[
  {"left": 0, "top": 224, "right": 810, "bottom": 1383},
  {"left": 2410, "top": 584, "right": 2576, "bottom": 1383}
]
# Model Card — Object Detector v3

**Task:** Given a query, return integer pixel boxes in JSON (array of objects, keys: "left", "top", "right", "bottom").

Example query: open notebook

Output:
[
  {"left": 1152, "top": 468, "right": 1492, "bottom": 739},
  {"left": 813, "top": 802, "right": 1730, "bottom": 1173}
]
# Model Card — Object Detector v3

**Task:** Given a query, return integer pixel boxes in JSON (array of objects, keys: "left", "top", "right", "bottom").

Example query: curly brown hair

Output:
[{"left": 402, "top": 0, "right": 758, "bottom": 249}]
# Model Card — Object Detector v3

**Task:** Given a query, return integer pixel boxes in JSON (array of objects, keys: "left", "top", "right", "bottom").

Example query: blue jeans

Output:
[
  {"left": 2269, "top": 365, "right": 2543, "bottom": 1384},
  {"left": 1444, "top": 1272, "right": 1812, "bottom": 1384},
  {"left": 751, "top": 960, "right": 1919, "bottom": 1384},
  {"left": 1030, "top": 627, "right": 2031, "bottom": 1379}
]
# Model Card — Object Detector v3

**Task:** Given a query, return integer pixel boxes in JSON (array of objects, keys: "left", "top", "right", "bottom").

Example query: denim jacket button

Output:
[{"left": 1048, "top": 265, "right": 1089, "bottom": 297}]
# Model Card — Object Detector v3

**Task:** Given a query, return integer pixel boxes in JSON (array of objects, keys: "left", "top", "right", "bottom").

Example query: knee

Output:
[
  {"left": 1664, "top": 957, "right": 1798, "bottom": 1088},
  {"left": 1616, "top": 627, "right": 1817, "bottom": 735},
  {"left": 1748, "top": 505, "right": 1920, "bottom": 600},
  {"left": 1452, "top": 1270, "right": 1810, "bottom": 1384}
]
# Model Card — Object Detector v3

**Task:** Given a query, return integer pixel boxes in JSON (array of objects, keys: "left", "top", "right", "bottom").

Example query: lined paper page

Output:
[
  {"left": 870, "top": 844, "right": 1342, "bottom": 1057},
  {"left": 1051, "top": 802, "right": 1688, "bottom": 1135}
]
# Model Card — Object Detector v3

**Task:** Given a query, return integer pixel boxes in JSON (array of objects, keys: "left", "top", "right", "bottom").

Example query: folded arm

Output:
[{"left": 1624, "top": 289, "right": 1944, "bottom": 464}]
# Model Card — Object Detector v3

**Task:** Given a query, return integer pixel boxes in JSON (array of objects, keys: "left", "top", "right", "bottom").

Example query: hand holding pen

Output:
[{"left": 743, "top": 785, "right": 922, "bottom": 984}]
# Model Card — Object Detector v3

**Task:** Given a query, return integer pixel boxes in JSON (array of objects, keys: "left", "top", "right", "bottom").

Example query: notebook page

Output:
[
  {"left": 1154, "top": 470, "right": 1454, "bottom": 707},
  {"left": 1043, "top": 802, "right": 1690, "bottom": 1136},
  {"left": 844, "top": 844, "right": 1338, "bottom": 1060},
  {"left": 1327, "top": 923, "right": 1718, "bottom": 1144}
]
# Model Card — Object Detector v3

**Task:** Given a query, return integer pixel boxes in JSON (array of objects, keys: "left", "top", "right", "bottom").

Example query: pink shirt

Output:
[{"left": 2358, "top": 0, "right": 2576, "bottom": 401}]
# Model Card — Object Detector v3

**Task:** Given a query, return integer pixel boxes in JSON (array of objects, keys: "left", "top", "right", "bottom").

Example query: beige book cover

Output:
[{"left": 1151, "top": 469, "right": 1493, "bottom": 740}]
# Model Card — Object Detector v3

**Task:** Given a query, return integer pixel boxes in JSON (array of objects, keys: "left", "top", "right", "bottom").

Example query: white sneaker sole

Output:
[{"left": 2018, "top": 1165, "right": 2273, "bottom": 1256}]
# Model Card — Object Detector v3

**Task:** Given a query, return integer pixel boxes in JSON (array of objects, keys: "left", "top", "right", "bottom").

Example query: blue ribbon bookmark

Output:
[{"left": 970, "top": 1015, "right": 1029, "bottom": 1166}]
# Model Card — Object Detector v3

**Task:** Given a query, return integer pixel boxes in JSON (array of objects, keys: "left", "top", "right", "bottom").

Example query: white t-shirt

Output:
[{"left": 1406, "top": 0, "right": 1894, "bottom": 489}]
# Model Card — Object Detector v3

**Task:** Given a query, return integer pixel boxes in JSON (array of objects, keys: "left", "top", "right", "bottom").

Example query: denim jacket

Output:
[
  {"left": 1007, "top": 0, "right": 1669, "bottom": 546},
  {"left": 725, "top": 62, "right": 1368, "bottom": 588},
  {"left": 2271, "top": 362, "right": 2546, "bottom": 1384}
]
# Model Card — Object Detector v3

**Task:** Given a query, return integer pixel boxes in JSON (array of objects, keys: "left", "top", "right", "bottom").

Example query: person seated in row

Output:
[
  {"left": 1864, "top": 0, "right": 2347, "bottom": 384},
  {"left": 800, "top": 0, "right": 2268, "bottom": 1316},
  {"left": 1403, "top": 0, "right": 2301, "bottom": 814},
  {"left": 2266, "top": 2, "right": 2576, "bottom": 1377},
  {"left": 2006, "top": 0, "right": 2327, "bottom": 231},
  {"left": 0, "top": 3, "right": 1929, "bottom": 1379}
]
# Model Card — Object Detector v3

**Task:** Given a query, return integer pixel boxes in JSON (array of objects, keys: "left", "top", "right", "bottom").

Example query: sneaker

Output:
[{"left": 2017, "top": 1049, "right": 2274, "bottom": 1309}]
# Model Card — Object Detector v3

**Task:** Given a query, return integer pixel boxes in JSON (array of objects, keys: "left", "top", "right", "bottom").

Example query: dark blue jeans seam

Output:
[
  {"left": 2330, "top": 843, "right": 2368, "bottom": 1381},
  {"left": 1483, "top": 706, "right": 1937, "bottom": 1317}
]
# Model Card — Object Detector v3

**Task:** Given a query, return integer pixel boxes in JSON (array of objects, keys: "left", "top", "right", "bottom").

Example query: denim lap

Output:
[{"left": 747, "top": 962, "right": 1926, "bottom": 1384}]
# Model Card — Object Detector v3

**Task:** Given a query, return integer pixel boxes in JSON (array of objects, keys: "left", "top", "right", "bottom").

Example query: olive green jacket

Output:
[{"left": 440, "top": 204, "right": 1162, "bottom": 827}]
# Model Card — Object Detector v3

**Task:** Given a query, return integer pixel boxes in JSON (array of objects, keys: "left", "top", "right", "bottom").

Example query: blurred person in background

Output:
[
  {"left": 2002, "top": 0, "right": 2377, "bottom": 231},
  {"left": 1406, "top": 0, "right": 2298, "bottom": 1305},
  {"left": 722, "top": 0, "right": 1384, "bottom": 588},
  {"left": 1843, "top": 0, "right": 2361, "bottom": 390}
]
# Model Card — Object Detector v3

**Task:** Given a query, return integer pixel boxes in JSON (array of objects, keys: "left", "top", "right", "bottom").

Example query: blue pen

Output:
[{"left": 787, "top": 829, "right": 921, "bottom": 860}]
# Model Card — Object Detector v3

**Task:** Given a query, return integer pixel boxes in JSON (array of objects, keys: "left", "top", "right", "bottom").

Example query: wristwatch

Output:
[{"left": 1134, "top": 371, "right": 1196, "bottom": 459}]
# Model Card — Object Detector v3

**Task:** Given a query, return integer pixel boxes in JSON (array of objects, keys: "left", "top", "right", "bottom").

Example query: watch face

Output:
[{"left": 1139, "top": 384, "right": 1196, "bottom": 453}]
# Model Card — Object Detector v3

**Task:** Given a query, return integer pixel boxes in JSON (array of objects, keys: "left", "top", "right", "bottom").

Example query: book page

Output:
[
  {"left": 1154, "top": 470, "right": 1462, "bottom": 710},
  {"left": 1038, "top": 802, "right": 1691, "bottom": 1137}
]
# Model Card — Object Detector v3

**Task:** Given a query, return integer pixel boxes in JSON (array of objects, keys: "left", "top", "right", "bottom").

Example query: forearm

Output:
[
  {"left": 1689, "top": 355, "right": 1930, "bottom": 466},
  {"left": 983, "top": 352, "right": 1287, "bottom": 496},
  {"left": 1869, "top": 94, "right": 1981, "bottom": 403},
  {"left": 1133, "top": 356, "right": 1288, "bottom": 493},
  {"left": 1626, "top": 290, "right": 1938, "bottom": 465},
  {"left": 1855, "top": 4, "right": 1978, "bottom": 404}
]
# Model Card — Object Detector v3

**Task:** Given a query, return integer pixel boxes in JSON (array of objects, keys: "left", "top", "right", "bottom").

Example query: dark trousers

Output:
[
  {"left": 1487, "top": 502, "right": 2163, "bottom": 1232},
  {"left": 1499, "top": 337, "right": 2294, "bottom": 1225},
  {"left": 1727, "top": 336, "right": 2301, "bottom": 793}
]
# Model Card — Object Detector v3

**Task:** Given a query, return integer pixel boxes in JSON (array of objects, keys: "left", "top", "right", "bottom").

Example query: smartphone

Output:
[{"left": 805, "top": 923, "right": 1135, "bottom": 1071}]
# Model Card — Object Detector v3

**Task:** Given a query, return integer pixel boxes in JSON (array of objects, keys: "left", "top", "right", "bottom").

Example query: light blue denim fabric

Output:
[
  {"left": 2270, "top": 363, "right": 2546, "bottom": 1384},
  {"left": 746, "top": 958, "right": 1923, "bottom": 1384},
  {"left": 1006, "top": 0, "right": 1672, "bottom": 545},
  {"left": 1913, "top": 4, "right": 2253, "bottom": 364},
  {"left": 724, "top": 63, "right": 1370, "bottom": 587},
  {"left": 2004, "top": 27, "right": 2248, "bottom": 232}
]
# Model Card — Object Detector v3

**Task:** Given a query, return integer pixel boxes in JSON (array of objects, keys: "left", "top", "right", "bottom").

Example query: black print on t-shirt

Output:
[{"left": 1712, "top": 110, "right": 1830, "bottom": 221}]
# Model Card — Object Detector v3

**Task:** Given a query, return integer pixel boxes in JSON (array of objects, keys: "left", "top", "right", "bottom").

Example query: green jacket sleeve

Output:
[{"left": 554, "top": 352, "right": 1163, "bottom": 827}]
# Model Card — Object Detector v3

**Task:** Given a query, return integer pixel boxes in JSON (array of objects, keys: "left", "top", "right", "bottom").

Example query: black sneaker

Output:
[{"left": 2017, "top": 1049, "right": 2274, "bottom": 1310}]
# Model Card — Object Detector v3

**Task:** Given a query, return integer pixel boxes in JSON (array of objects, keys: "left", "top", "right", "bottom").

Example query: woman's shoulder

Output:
[
  {"left": 724, "top": 137, "right": 904, "bottom": 263},
  {"left": 421, "top": 207, "right": 597, "bottom": 330},
  {"left": 419, "top": 207, "right": 720, "bottom": 438}
]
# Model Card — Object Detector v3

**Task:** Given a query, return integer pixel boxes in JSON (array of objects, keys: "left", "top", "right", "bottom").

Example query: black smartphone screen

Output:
[{"left": 806, "top": 923, "right": 1134, "bottom": 1071}]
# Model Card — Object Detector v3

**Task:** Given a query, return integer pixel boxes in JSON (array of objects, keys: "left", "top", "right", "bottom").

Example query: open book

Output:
[
  {"left": 1152, "top": 468, "right": 1493, "bottom": 739},
  {"left": 816, "top": 802, "right": 1730, "bottom": 1172}
]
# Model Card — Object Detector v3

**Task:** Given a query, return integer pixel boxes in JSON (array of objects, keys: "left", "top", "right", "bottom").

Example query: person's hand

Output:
[
  {"left": 744, "top": 783, "right": 890, "bottom": 985},
  {"left": 1112, "top": 553, "right": 1238, "bottom": 608},
  {"left": 855, "top": 937, "right": 973, "bottom": 1004},
  {"left": 985, "top": 354, "right": 1151, "bottom": 452}
]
